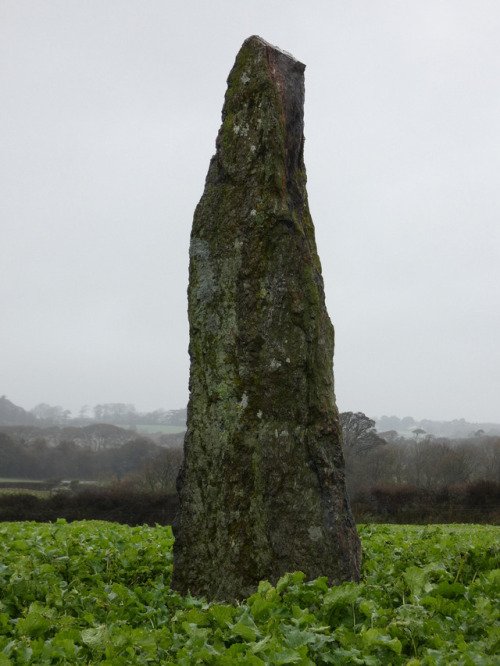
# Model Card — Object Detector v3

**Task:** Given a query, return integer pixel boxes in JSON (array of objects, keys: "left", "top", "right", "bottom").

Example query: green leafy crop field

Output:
[{"left": 0, "top": 521, "right": 498, "bottom": 664}]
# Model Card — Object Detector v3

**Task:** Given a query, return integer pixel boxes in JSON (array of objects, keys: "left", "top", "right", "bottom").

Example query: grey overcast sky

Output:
[{"left": 1, "top": 0, "right": 499, "bottom": 422}]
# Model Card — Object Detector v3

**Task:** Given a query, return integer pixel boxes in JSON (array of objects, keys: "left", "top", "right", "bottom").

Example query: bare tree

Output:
[
  {"left": 140, "top": 448, "right": 183, "bottom": 492},
  {"left": 340, "top": 412, "right": 386, "bottom": 456}
]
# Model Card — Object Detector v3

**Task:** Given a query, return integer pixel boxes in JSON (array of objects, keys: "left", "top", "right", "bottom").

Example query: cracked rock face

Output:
[{"left": 172, "top": 36, "right": 361, "bottom": 601}]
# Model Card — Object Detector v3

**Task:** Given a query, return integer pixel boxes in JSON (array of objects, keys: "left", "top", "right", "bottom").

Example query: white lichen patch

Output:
[
  {"left": 257, "top": 410, "right": 263, "bottom": 419},
  {"left": 190, "top": 238, "right": 218, "bottom": 302},
  {"left": 240, "top": 71, "right": 251, "bottom": 84},
  {"left": 308, "top": 526, "right": 323, "bottom": 542},
  {"left": 249, "top": 209, "right": 257, "bottom": 217},
  {"left": 269, "top": 358, "right": 281, "bottom": 370},
  {"left": 233, "top": 121, "right": 249, "bottom": 137},
  {"left": 190, "top": 237, "right": 211, "bottom": 260},
  {"left": 238, "top": 393, "right": 248, "bottom": 410}
]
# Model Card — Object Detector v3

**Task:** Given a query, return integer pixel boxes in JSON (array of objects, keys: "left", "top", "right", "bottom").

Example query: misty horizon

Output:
[
  {"left": 2, "top": 2, "right": 499, "bottom": 423},
  {"left": 3, "top": 395, "right": 500, "bottom": 432}
]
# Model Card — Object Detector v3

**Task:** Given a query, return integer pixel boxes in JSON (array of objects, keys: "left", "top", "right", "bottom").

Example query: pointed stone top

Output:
[
  {"left": 243, "top": 35, "right": 305, "bottom": 69},
  {"left": 219, "top": 35, "right": 306, "bottom": 197}
]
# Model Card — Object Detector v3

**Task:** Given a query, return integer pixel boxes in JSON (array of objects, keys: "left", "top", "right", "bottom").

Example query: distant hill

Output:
[{"left": 0, "top": 396, "right": 36, "bottom": 426}]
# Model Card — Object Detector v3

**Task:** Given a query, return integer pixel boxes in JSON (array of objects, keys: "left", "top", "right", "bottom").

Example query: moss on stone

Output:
[{"left": 172, "top": 36, "right": 361, "bottom": 602}]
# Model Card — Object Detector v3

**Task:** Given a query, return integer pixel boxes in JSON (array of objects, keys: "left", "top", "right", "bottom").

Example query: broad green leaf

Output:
[
  {"left": 433, "top": 581, "right": 466, "bottom": 598},
  {"left": 257, "top": 580, "right": 273, "bottom": 596},
  {"left": 323, "top": 582, "right": 360, "bottom": 608},
  {"left": 231, "top": 620, "right": 257, "bottom": 642},
  {"left": 266, "top": 644, "right": 309, "bottom": 664},
  {"left": 361, "top": 627, "right": 402, "bottom": 654},
  {"left": 282, "top": 627, "right": 310, "bottom": 649},
  {"left": 249, "top": 595, "right": 274, "bottom": 621},
  {"left": 485, "top": 625, "right": 500, "bottom": 654},
  {"left": 16, "top": 612, "right": 51, "bottom": 638},
  {"left": 130, "top": 628, "right": 157, "bottom": 652},
  {"left": 81, "top": 625, "right": 108, "bottom": 651},
  {"left": 185, "top": 608, "right": 211, "bottom": 627},
  {"left": 224, "top": 643, "right": 249, "bottom": 657},
  {"left": 249, "top": 635, "right": 272, "bottom": 654},
  {"left": 403, "top": 565, "right": 427, "bottom": 598},
  {"left": 50, "top": 636, "right": 78, "bottom": 659},
  {"left": 210, "top": 604, "right": 235, "bottom": 628},
  {"left": 276, "top": 573, "right": 294, "bottom": 594},
  {"left": 358, "top": 598, "right": 378, "bottom": 618}
]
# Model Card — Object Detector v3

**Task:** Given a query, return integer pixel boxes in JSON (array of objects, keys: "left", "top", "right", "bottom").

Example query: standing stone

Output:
[{"left": 172, "top": 36, "right": 361, "bottom": 601}]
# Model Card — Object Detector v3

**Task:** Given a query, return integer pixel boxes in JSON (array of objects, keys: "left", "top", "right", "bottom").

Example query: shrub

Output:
[{"left": 0, "top": 486, "right": 179, "bottom": 526}]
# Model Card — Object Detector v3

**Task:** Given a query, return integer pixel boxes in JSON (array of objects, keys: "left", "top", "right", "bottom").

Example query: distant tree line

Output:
[
  {"left": 0, "top": 412, "right": 500, "bottom": 496},
  {"left": 0, "top": 427, "right": 183, "bottom": 492},
  {"left": 0, "top": 396, "right": 187, "bottom": 428},
  {"left": 77, "top": 404, "right": 187, "bottom": 427},
  {"left": 1, "top": 410, "right": 499, "bottom": 493},
  {"left": 376, "top": 414, "right": 500, "bottom": 438},
  {"left": 342, "top": 412, "right": 500, "bottom": 522},
  {"left": 342, "top": 411, "right": 500, "bottom": 496},
  {"left": 0, "top": 410, "right": 499, "bottom": 524}
]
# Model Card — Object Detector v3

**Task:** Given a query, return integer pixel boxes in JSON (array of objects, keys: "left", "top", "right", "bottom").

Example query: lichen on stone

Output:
[{"left": 172, "top": 35, "right": 361, "bottom": 602}]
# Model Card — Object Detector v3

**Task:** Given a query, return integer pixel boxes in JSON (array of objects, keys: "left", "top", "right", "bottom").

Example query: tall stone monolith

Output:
[{"left": 172, "top": 35, "right": 361, "bottom": 601}]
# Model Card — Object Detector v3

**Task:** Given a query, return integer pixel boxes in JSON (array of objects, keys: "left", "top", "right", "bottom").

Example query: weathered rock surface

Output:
[{"left": 172, "top": 35, "right": 361, "bottom": 601}]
